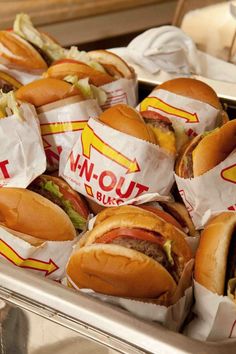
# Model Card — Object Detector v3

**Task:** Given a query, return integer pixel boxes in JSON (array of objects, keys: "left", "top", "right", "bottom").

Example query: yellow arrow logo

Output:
[
  {"left": 221, "top": 164, "right": 236, "bottom": 184},
  {"left": 140, "top": 96, "right": 199, "bottom": 123},
  {"left": 0, "top": 239, "right": 59, "bottom": 276},
  {"left": 81, "top": 124, "right": 140, "bottom": 174},
  {"left": 41, "top": 120, "right": 87, "bottom": 136}
]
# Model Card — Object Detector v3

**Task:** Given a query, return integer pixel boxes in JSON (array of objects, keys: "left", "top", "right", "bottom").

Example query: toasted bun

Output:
[
  {"left": 195, "top": 212, "right": 236, "bottom": 295},
  {"left": 67, "top": 243, "right": 177, "bottom": 298},
  {"left": 94, "top": 205, "right": 153, "bottom": 226},
  {"left": 0, "top": 188, "right": 76, "bottom": 241},
  {"left": 192, "top": 120, "right": 236, "bottom": 176},
  {"left": 46, "top": 61, "right": 114, "bottom": 86},
  {"left": 0, "top": 31, "right": 47, "bottom": 71},
  {"left": 99, "top": 104, "right": 157, "bottom": 144},
  {"left": 157, "top": 78, "right": 222, "bottom": 109},
  {"left": 175, "top": 120, "right": 236, "bottom": 177},
  {"left": 88, "top": 49, "right": 134, "bottom": 79},
  {"left": 16, "top": 78, "right": 84, "bottom": 107},
  {"left": 95, "top": 205, "right": 182, "bottom": 230}
]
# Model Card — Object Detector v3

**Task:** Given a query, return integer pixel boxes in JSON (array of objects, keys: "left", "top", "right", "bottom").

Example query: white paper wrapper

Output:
[
  {"left": 38, "top": 98, "right": 102, "bottom": 171},
  {"left": 137, "top": 89, "right": 220, "bottom": 137},
  {"left": 59, "top": 117, "right": 175, "bottom": 207},
  {"left": 0, "top": 226, "right": 75, "bottom": 280},
  {"left": 175, "top": 149, "right": 236, "bottom": 229},
  {"left": 67, "top": 259, "right": 194, "bottom": 332},
  {"left": 0, "top": 103, "right": 46, "bottom": 187},
  {"left": 185, "top": 281, "right": 236, "bottom": 341},
  {"left": 101, "top": 77, "right": 138, "bottom": 110},
  {"left": 0, "top": 63, "right": 41, "bottom": 85}
]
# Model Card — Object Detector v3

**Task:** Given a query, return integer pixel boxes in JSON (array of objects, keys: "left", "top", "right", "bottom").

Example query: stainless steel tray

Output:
[{"left": 0, "top": 262, "right": 236, "bottom": 354}]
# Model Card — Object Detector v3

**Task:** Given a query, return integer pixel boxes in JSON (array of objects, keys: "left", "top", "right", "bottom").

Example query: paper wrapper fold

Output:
[
  {"left": 0, "top": 103, "right": 46, "bottom": 187},
  {"left": 0, "top": 63, "right": 41, "bottom": 85},
  {"left": 101, "top": 77, "right": 138, "bottom": 110},
  {"left": 137, "top": 89, "right": 220, "bottom": 138},
  {"left": 38, "top": 98, "right": 102, "bottom": 171},
  {"left": 67, "top": 259, "right": 194, "bottom": 332},
  {"left": 175, "top": 149, "right": 236, "bottom": 229},
  {"left": 185, "top": 281, "right": 236, "bottom": 341},
  {"left": 0, "top": 226, "right": 75, "bottom": 281},
  {"left": 59, "top": 117, "right": 175, "bottom": 207}
]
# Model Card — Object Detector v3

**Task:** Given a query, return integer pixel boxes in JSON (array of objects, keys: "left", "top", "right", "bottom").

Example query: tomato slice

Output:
[
  {"left": 141, "top": 110, "right": 171, "bottom": 124},
  {"left": 59, "top": 186, "right": 89, "bottom": 218},
  {"left": 51, "top": 59, "right": 86, "bottom": 66},
  {"left": 139, "top": 206, "right": 182, "bottom": 231},
  {"left": 95, "top": 227, "right": 164, "bottom": 245}
]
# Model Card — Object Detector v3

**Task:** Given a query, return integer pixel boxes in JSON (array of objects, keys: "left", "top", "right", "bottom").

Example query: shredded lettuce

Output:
[
  {"left": 65, "top": 46, "right": 106, "bottom": 73},
  {"left": 64, "top": 75, "right": 107, "bottom": 105},
  {"left": 0, "top": 90, "right": 23, "bottom": 119},
  {"left": 163, "top": 240, "right": 174, "bottom": 266},
  {"left": 43, "top": 180, "right": 63, "bottom": 198},
  {"left": 13, "top": 13, "right": 65, "bottom": 61},
  {"left": 13, "top": 13, "right": 107, "bottom": 73},
  {"left": 43, "top": 180, "right": 87, "bottom": 230}
]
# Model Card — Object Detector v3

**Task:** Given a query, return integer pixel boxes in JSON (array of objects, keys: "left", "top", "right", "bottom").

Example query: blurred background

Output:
[{"left": 0, "top": 0, "right": 226, "bottom": 51}]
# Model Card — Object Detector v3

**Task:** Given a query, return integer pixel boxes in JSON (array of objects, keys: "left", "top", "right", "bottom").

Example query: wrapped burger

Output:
[{"left": 0, "top": 90, "right": 46, "bottom": 187}]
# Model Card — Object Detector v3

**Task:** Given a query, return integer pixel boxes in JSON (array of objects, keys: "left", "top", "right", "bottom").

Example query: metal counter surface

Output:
[{"left": 0, "top": 263, "right": 236, "bottom": 354}]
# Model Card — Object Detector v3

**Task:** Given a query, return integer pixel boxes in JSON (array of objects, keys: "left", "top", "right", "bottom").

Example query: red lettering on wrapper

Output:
[
  {"left": 69, "top": 151, "right": 81, "bottom": 172},
  {"left": 0, "top": 160, "right": 10, "bottom": 178},
  {"left": 179, "top": 189, "right": 193, "bottom": 213},
  {"left": 79, "top": 159, "right": 94, "bottom": 182},
  {"left": 99, "top": 171, "right": 117, "bottom": 192},
  {"left": 96, "top": 191, "right": 123, "bottom": 206}
]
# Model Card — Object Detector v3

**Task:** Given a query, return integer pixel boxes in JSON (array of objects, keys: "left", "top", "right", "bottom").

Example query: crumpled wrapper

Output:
[
  {"left": 185, "top": 281, "right": 236, "bottom": 341},
  {"left": 101, "top": 77, "right": 138, "bottom": 110},
  {"left": 175, "top": 149, "right": 236, "bottom": 229},
  {"left": 67, "top": 259, "right": 194, "bottom": 332},
  {"left": 59, "top": 117, "right": 175, "bottom": 207},
  {"left": 137, "top": 88, "right": 221, "bottom": 138},
  {"left": 0, "top": 63, "right": 41, "bottom": 85},
  {"left": 126, "top": 26, "right": 201, "bottom": 75},
  {"left": 0, "top": 103, "right": 46, "bottom": 187},
  {"left": 0, "top": 226, "right": 76, "bottom": 280},
  {"left": 38, "top": 97, "right": 102, "bottom": 171}
]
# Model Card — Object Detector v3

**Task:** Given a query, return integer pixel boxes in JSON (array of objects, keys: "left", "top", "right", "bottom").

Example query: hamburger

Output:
[
  {"left": 98, "top": 104, "right": 176, "bottom": 156},
  {"left": 154, "top": 78, "right": 228, "bottom": 126},
  {"left": 0, "top": 30, "right": 48, "bottom": 72},
  {"left": 67, "top": 206, "right": 192, "bottom": 299},
  {"left": 15, "top": 77, "right": 85, "bottom": 108},
  {"left": 0, "top": 188, "right": 76, "bottom": 243},
  {"left": 46, "top": 49, "right": 134, "bottom": 87},
  {"left": 175, "top": 119, "right": 236, "bottom": 178},
  {"left": 29, "top": 174, "right": 89, "bottom": 231},
  {"left": 195, "top": 212, "right": 236, "bottom": 303}
]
